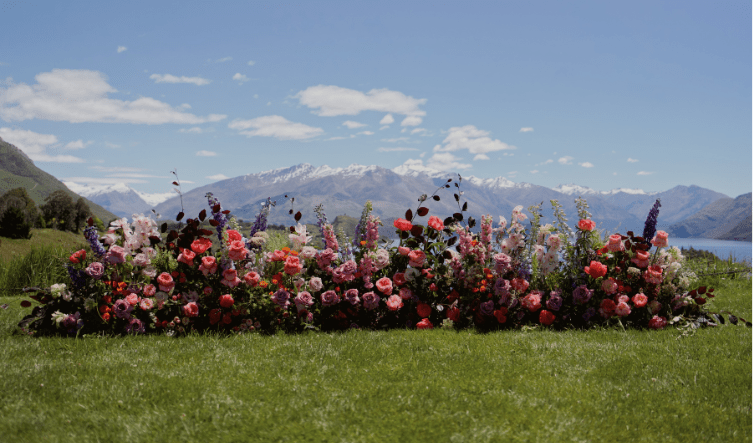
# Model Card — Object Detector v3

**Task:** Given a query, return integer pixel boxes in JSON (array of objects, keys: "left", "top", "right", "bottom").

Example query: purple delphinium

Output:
[
  {"left": 66, "top": 265, "right": 88, "bottom": 291},
  {"left": 206, "top": 192, "right": 229, "bottom": 244},
  {"left": 84, "top": 225, "right": 106, "bottom": 257},
  {"left": 248, "top": 197, "right": 273, "bottom": 240},
  {"left": 642, "top": 199, "right": 661, "bottom": 246},
  {"left": 313, "top": 204, "right": 329, "bottom": 244}
]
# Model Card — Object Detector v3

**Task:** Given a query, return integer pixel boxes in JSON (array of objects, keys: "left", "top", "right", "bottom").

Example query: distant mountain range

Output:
[
  {"left": 666, "top": 193, "right": 752, "bottom": 241},
  {"left": 0, "top": 137, "right": 116, "bottom": 223}
]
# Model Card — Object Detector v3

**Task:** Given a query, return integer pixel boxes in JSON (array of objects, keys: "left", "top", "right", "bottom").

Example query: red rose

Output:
[
  {"left": 219, "top": 294, "right": 235, "bottom": 308},
  {"left": 584, "top": 261, "right": 608, "bottom": 279},
  {"left": 417, "top": 302, "right": 432, "bottom": 318},
  {"left": 393, "top": 273, "right": 407, "bottom": 286},
  {"left": 416, "top": 318, "right": 434, "bottom": 329},
  {"left": 209, "top": 308, "right": 222, "bottom": 325},
  {"left": 539, "top": 309, "right": 556, "bottom": 326},
  {"left": 226, "top": 230, "right": 242, "bottom": 243},
  {"left": 393, "top": 218, "right": 413, "bottom": 231},
  {"left": 191, "top": 238, "right": 213, "bottom": 254},
  {"left": 69, "top": 249, "right": 86, "bottom": 264},
  {"left": 222, "top": 313, "right": 233, "bottom": 324},
  {"left": 182, "top": 302, "right": 199, "bottom": 317},
  {"left": 578, "top": 219, "right": 596, "bottom": 231},
  {"left": 493, "top": 308, "right": 507, "bottom": 324},
  {"left": 447, "top": 306, "right": 460, "bottom": 321}
]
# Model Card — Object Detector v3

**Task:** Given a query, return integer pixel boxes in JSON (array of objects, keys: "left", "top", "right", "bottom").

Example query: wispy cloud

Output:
[
  {"left": 117, "top": 46, "right": 127, "bottom": 53},
  {"left": 64, "top": 139, "right": 92, "bottom": 150},
  {"left": 0, "top": 69, "right": 226, "bottom": 124},
  {"left": 380, "top": 114, "right": 394, "bottom": 125},
  {"left": 232, "top": 73, "right": 249, "bottom": 84},
  {"left": 342, "top": 120, "right": 367, "bottom": 129},
  {"left": 558, "top": 156, "right": 574, "bottom": 165},
  {"left": 229, "top": 115, "right": 323, "bottom": 140},
  {"left": 627, "top": 158, "right": 639, "bottom": 163},
  {"left": 215, "top": 57, "right": 232, "bottom": 63},
  {"left": 179, "top": 126, "right": 213, "bottom": 134},
  {"left": 206, "top": 174, "right": 229, "bottom": 181},
  {"left": 530, "top": 169, "right": 539, "bottom": 174},
  {"left": 579, "top": 162, "right": 594, "bottom": 168},
  {"left": 150, "top": 73, "right": 211, "bottom": 86},
  {"left": 519, "top": 127, "right": 534, "bottom": 132},
  {"left": 377, "top": 147, "right": 419, "bottom": 152},
  {"left": 357, "top": 130, "right": 374, "bottom": 136},
  {"left": 105, "top": 142, "right": 121, "bottom": 149},
  {"left": 381, "top": 137, "right": 411, "bottom": 143},
  {"left": 295, "top": 85, "right": 426, "bottom": 117},
  {"left": 196, "top": 150, "right": 217, "bottom": 157},
  {"left": 0, "top": 127, "right": 84, "bottom": 163},
  {"left": 433, "top": 125, "right": 515, "bottom": 158},
  {"left": 247, "top": 60, "right": 256, "bottom": 66},
  {"left": 325, "top": 136, "right": 347, "bottom": 141},
  {"left": 401, "top": 116, "right": 422, "bottom": 126},
  {"left": 637, "top": 171, "right": 654, "bottom": 175}
]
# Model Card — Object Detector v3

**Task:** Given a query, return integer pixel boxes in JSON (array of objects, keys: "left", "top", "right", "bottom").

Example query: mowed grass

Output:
[{"left": 0, "top": 274, "right": 750, "bottom": 443}]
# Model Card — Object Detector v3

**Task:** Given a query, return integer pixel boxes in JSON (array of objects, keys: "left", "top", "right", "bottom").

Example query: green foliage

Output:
[
  {"left": 0, "top": 187, "right": 42, "bottom": 229},
  {"left": 40, "top": 190, "right": 75, "bottom": 232},
  {"left": 0, "top": 206, "right": 32, "bottom": 239},
  {"left": 0, "top": 246, "right": 70, "bottom": 294}
]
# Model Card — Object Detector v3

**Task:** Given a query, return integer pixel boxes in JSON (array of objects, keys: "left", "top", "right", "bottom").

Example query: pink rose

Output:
[
  {"left": 199, "top": 256, "right": 218, "bottom": 276},
  {"left": 408, "top": 250, "right": 426, "bottom": 268},
  {"left": 125, "top": 293, "right": 141, "bottom": 306},
  {"left": 615, "top": 301, "right": 631, "bottom": 317},
  {"left": 226, "top": 230, "right": 242, "bottom": 243},
  {"left": 521, "top": 291, "right": 543, "bottom": 312},
  {"left": 399, "top": 287, "right": 413, "bottom": 300},
  {"left": 267, "top": 250, "right": 286, "bottom": 262},
  {"left": 221, "top": 269, "right": 241, "bottom": 288},
  {"left": 393, "top": 273, "right": 407, "bottom": 286},
  {"left": 606, "top": 234, "right": 624, "bottom": 252},
  {"left": 631, "top": 250, "right": 650, "bottom": 268},
  {"left": 139, "top": 298, "right": 154, "bottom": 310},
  {"left": 393, "top": 218, "right": 413, "bottom": 231},
  {"left": 601, "top": 277, "right": 619, "bottom": 295},
  {"left": 344, "top": 289, "right": 360, "bottom": 306},
  {"left": 156, "top": 272, "right": 175, "bottom": 292},
  {"left": 294, "top": 291, "right": 314, "bottom": 309},
  {"left": 398, "top": 246, "right": 410, "bottom": 256},
  {"left": 284, "top": 256, "right": 303, "bottom": 275},
  {"left": 142, "top": 284, "right": 156, "bottom": 297},
  {"left": 177, "top": 248, "right": 196, "bottom": 267},
  {"left": 385, "top": 294, "right": 403, "bottom": 311},
  {"left": 632, "top": 293, "right": 648, "bottom": 308},
  {"left": 320, "top": 290, "right": 339, "bottom": 307},
  {"left": 106, "top": 245, "right": 127, "bottom": 264},
  {"left": 651, "top": 230, "right": 669, "bottom": 249},
  {"left": 648, "top": 300, "right": 662, "bottom": 314},
  {"left": 643, "top": 265, "right": 663, "bottom": 285},
  {"left": 584, "top": 261, "right": 608, "bottom": 279},
  {"left": 228, "top": 240, "right": 248, "bottom": 261},
  {"left": 244, "top": 271, "right": 261, "bottom": 287},
  {"left": 85, "top": 262, "right": 105, "bottom": 280},
  {"left": 578, "top": 219, "right": 596, "bottom": 231},
  {"left": 599, "top": 299, "right": 616, "bottom": 318},
  {"left": 309, "top": 277, "right": 323, "bottom": 292},
  {"left": 427, "top": 216, "right": 444, "bottom": 231},
  {"left": 511, "top": 278, "right": 529, "bottom": 293},
  {"left": 375, "top": 277, "right": 393, "bottom": 295},
  {"left": 190, "top": 238, "right": 212, "bottom": 254},
  {"left": 219, "top": 294, "right": 234, "bottom": 308},
  {"left": 182, "top": 302, "right": 199, "bottom": 317},
  {"left": 362, "top": 292, "right": 380, "bottom": 310}
]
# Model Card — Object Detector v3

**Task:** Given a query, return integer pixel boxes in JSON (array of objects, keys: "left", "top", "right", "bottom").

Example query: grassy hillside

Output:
[{"left": 0, "top": 229, "right": 88, "bottom": 264}]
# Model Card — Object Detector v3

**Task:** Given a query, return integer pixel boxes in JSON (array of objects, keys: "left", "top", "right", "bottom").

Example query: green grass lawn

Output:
[
  {"left": 0, "top": 229, "right": 88, "bottom": 264},
  {"left": 0, "top": 275, "right": 750, "bottom": 443}
]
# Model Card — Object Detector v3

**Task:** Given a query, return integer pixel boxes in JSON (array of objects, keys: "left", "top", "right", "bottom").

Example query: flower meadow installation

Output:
[{"left": 17, "top": 176, "right": 747, "bottom": 336}]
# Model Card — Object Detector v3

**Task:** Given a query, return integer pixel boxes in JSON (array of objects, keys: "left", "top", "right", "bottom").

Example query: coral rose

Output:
[
  {"left": 578, "top": 219, "right": 596, "bottom": 231},
  {"left": 226, "top": 230, "right": 242, "bottom": 243},
  {"left": 219, "top": 294, "right": 234, "bottom": 308},
  {"left": 393, "top": 218, "right": 413, "bottom": 231},
  {"left": 408, "top": 250, "right": 426, "bottom": 268},
  {"left": 244, "top": 271, "right": 260, "bottom": 287},
  {"left": 177, "top": 248, "right": 196, "bottom": 267},
  {"left": 375, "top": 277, "right": 393, "bottom": 295},
  {"left": 539, "top": 309, "right": 556, "bottom": 326},
  {"left": 385, "top": 294, "right": 404, "bottom": 311},
  {"left": 615, "top": 301, "right": 631, "bottom": 317},
  {"left": 199, "top": 256, "right": 218, "bottom": 276},
  {"left": 228, "top": 240, "right": 248, "bottom": 261},
  {"left": 651, "top": 230, "right": 669, "bottom": 249},
  {"left": 416, "top": 318, "right": 433, "bottom": 329},
  {"left": 156, "top": 272, "right": 175, "bottom": 292},
  {"left": 632, "top": 293, "right": 648, "bottom": 308},
  {"left": 427, "top": 216, "right": 444, "bottom": 231},
  {"left": 584, "top": 261, "right": 608, "bottom": 279},
  {"left": 190, "top": 238, "right": 212, "bottom": 254},
  {"left": 283, "top": 256, "right": 303, "bottom": 275},
  {"left": 631, "top": 250, "right": 650, "bottom": 268}
]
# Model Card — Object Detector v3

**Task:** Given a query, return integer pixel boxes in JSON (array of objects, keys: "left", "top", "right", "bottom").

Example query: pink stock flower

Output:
[
  {"left": 385, "top": 294, "right": 403, "bottom": 311},
  {"left": 375, "top": 277, "right": 393, "bottom": 295}
]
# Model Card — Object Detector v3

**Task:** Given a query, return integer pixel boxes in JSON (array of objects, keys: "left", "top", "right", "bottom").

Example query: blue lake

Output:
[{"left": 667, "top": 238, "right": 751, "bottom": 263}]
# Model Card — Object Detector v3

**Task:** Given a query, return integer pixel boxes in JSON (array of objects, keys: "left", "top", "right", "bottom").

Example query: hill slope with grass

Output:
[{"left": 0, "top": 137, "right": 116, "bottom": 223}]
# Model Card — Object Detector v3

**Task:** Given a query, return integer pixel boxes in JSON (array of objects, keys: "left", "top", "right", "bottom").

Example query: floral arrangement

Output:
[{"left": 17, "top": 177, "right": 741, "bottom": 336}]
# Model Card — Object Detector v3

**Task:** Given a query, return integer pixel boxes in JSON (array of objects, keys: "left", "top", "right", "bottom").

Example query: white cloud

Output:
[
  {"left": 535, "top": 159, "right": 554, "bottom": 166},
  {"left": 474, "top": 154, "right": 490, "bottom": 160},
  {"left": 379, "top": 125, "right": 389, "bottom": 130},
  {"left": 0, "top": 69, "right": 227, "bottom": 124},
  {"left": 637, "top": 171, "right": 654, "bottom": 175},
  {"left": 401, "top": 115, "right": 422, "bottom": 126},
  {"left": 377, "top": 147, "right": 420, "bottom": 152},
  {"left": 206, "top": 174, "right": 229, "bottom": 181},
  {"left": 179, "top": 126, "right": 212, "bottom": 134},
  {"left": 433, "top": 125, "right": 515, "bottom": 158},
  {"left": 579, "top": 162, "right": 594, "bottom": 168},
  {"left": 380, "top": 114, "right": 394, "bottom": 125},
  {"left": 342, "top": 120, "right": 367, "bottom": 129},
  {"left": 196, "top": 150, "right": 217, "bottom": 157},
  {"left": 530, "top": 169, "right": 539, "bottom": 174},
  {"left": 0, "top": 127, "right": 84, "bottom": 163},
  {"left": 410, "top": 128, "right": 427, "bottom": 135},
  {"left": 396, "top": 153, "right": 472, "bottom": 174},
  {"left": 64, "top": 139, "right": 92, "bottom": 150},
  {"left": 557, "top": 156, "right": 574, "bottom": 165},
  {"left": 117, "top": 46, "right": 127, "bottom": 53},
  {"left": 105, "top": 142, "right": 121, "bottom": 148},
  {"left": 228, "top": 115, "right": 323, "bottom": 140},
  {"left": 232, "top": 73, "right": 249, "bottom": 84},
  {"left": 294, "top": 85, "right": 426, "bottom": 117},
  {"left": 627, "top": 158, "right": 639, "bottom": 163},
  {"left": 382, "top": 137, "right": 411, "bottom": 143},
  {"left": 247, "top": 60, "right": 256, "bottom": 66},
  {"left": 519, "top": 127, "right": 534, "bottom": 132},
  {"left": 216, "top": 57, "right": 233, "bottom": 63},
  {"left": 253, "top": 94, "right": 259, "bottom": 99},
  {"left": 358, "top": 131, "right": 374, "bottom": 136},
  {"left": 150, "top": 73, "right": 211, "bottom": 86}
]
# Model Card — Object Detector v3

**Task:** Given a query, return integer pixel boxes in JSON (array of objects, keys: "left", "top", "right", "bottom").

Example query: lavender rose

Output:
[
  {"left": 321, "top": 290, "right": 339, "bottom": 307},
  {"left": 85, "top": 262, "right": 105, "bottom": 280}
]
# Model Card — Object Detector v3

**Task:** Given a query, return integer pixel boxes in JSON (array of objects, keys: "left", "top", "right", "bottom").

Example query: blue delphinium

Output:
[
  {"left": 84, "top": 225, "right": 106, "bottom": 257},
  {"left": 248, "top": 197, "right": 273, "bottom": 239},
  {"left": 642, "top": 199, "right": 661, "bottom": 245}
]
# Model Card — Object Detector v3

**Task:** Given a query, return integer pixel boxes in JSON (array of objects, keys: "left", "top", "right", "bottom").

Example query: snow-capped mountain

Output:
[{"left": 64, "top": 182, "right": 174, "bottom": 218}]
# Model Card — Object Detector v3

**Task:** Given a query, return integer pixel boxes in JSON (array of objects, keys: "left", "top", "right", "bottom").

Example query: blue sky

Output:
[{"left": 0, "top": 0, "right": 750, "bottom": 199}]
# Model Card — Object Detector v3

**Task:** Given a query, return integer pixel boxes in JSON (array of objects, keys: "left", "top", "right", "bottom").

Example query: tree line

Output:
[{"left": 0, "top": 188, "right": 98, "bottom": 239}]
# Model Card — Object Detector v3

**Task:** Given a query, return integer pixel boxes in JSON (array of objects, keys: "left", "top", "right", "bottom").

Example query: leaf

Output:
[
  {"left": 728, "top": 314, "right": 738, "bottom": 325},
  {"left": 447, "top": 236, "right": 458, "bottom": 247},
  {"left": 160, "top": 222, "right": 168, "bottom": 233},
  {"left": 222, "top": 210, "right": 231, "bottom": 215},
  {"left": 417, "top": 207, "right": 429, "bottom": 217},
  {"left": 289, "top": 209, "right": 294, "bottom": 215},
  {"left": 445, "top": 184, "right": 450, "bottom": 188},
  {"left": 172, "top": 181, "right": 179, "bottom": 186},
  {"left": 433, "top": 195, "right": 441, "bottom": 201},
  {"left": 698, "top": 286, "right": 707, "bottom": 295},
  {"left": 87, "top": 217, "right": 94, "bottom": 227},
  {"left": 200, "top": 229, "right": 213, "bottom": 236},
  {"left": 453, "top": 212, "right": 463, "bottom": 222},
  {"left": 444, "top": 217, "right": 454, "bottom": 226},
  {"left": 295, "top": 211, "right": 302, "bottom": 222},
  {"left": 410, "top": 225, "right": 424, "bottom": 237},
  {"left": 443, "top": 250, "right": 454, "bottom": 260},
  {"left": 447, "top": 178, "right": 452, "bottom": 183},
  {"left": 290, "top": 226, "right": 296, "bottom": 233},
  {"left": 405, "top": 209, "right": 413, "bottom": 220},
  {"left": 468, "top": 217, "right": 476, "bottom": 229},
  {"left": 209, "top": 219, "right": 219, "bottom": 227},
  {"left": 454, "top": 193, "right": 460, "bottom": 202},
  {"left": 176, "top": 212, "right": 184, "bottom": 222},
  {"left": 401, "top": 230, "right": 410, "bottom": 239},
  {"left": 199, "top": 209, "right": 207, "bottom": 221},
  {"left": 462, "top": 202, "right": 468, "bottom": 212},
  {"left": 212, "top": 204, "right": 221, "bottom": 213},
  {"left": 167, "top": 230, "right": 178, "bottom": 241}
]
